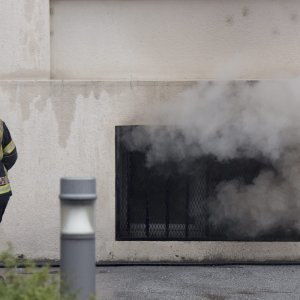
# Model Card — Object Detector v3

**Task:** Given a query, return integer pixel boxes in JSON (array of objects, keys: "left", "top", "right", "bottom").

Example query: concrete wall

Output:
[
  {"left": 0, "top": 0, "right": 50, "bottom": 79},
  {"left": 2, "top": 80, "right": 300, "bottom": 264},
  {"left": 1, "top": 0, "right": 300, "bottom": 262},
  {"left": 51, "top": 0, "right": 300, "bottom": 80}
]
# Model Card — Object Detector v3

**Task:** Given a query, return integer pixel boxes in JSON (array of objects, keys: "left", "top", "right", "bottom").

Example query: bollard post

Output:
[{"left": 60, "top": 177, "right": 96, "bottom": 300}]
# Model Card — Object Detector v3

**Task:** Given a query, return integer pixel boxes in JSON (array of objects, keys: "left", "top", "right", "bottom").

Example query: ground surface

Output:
[
  {"left": 95, "top": 265, "right": 300, "bottom": 300},
  {"left": 1, "top": 265, "right": 300, "bottom": 299}
]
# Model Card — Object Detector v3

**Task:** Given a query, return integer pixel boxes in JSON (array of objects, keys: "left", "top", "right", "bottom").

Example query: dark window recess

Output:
[{"left": 116, "top": 126, "right": 300, "bottom": 241}]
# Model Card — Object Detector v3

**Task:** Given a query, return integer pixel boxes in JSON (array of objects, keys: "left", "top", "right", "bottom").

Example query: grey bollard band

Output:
[
  {"left": 60, "top": 177, "right": 97, "bottom": 201},
  {"left": 61, "top": 238, "right": 95, "bottom": 300},
  {"left": 61, "top": 233, "right": 95, "bottom": 240}
]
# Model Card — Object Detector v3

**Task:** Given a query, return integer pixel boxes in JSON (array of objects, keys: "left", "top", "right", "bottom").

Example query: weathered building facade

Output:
[{"left": 1, "top": 0, "right": 300, "bottom": 263}]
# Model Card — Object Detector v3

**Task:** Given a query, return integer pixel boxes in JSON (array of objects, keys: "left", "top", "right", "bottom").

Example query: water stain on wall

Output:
[
  {"left": 0, "top": 82, "right": 75, "bottom": 148},
  {"left": 242, "top": 7, "right": 250, "bottom": 17},
  {"left": 290, "top": 13, "right": 298, "bottom": 22},
  {"left": 0, "top": 81, "right": 200, "bottom": 149},
  {"left": 225, "top": 16, "right": 234, "bottom": 25},
  {"left": 23, "top": 0, "right": 35, "bottom": 23},
  {"left": 49, "top": 81, "right": 77, "bottom": 148}
]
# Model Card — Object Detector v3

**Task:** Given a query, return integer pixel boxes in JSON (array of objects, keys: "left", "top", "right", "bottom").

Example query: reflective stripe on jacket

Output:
[{"left": 0, "top": 120, "right": 17, "bottom": 196}]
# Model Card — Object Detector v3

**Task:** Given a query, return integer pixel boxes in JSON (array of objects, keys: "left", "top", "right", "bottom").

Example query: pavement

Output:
[
  {"left": 2, "top": 265, "right": 300, "bottom": 299},
  {"left": 94, "top": 265, "right": 300, "bottom": 300}
]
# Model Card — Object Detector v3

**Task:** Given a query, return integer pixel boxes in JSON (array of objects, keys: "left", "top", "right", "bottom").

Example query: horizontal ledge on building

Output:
[{"left": 0, "top": 79, "right": 279, "bottom": 85}]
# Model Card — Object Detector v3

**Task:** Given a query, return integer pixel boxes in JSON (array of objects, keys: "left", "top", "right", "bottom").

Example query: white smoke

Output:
[{"left": 125, "top": 80, "right": 300, "bottom": 238}]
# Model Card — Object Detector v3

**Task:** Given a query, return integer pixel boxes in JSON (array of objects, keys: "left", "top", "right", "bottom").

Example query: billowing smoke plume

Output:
[{"left": 124, "top": 80, "right": 300, "bottom": 238}]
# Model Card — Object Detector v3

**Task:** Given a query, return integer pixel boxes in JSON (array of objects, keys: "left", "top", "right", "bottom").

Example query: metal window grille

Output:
[{"left": 116, "top": 126, "right": 300, "bottom": 241}]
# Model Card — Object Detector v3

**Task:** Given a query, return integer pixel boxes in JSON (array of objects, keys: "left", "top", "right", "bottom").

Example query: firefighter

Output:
[{"left": 0, "top": 119, "right": 17, "bottom": 223}]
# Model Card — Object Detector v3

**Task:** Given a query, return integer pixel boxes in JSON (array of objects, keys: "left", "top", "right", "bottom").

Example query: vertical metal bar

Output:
[
  {"left": 145, "top": 168, "right": 151, "bottom": 238},
  {"left": 145, "top": 192, "right": 149, "bottom": 238},
  {"left": 205, "top": 158, "right": 211, "bottom": 239},
  {"left": 165, "top": 178, "right": 170, "bottom": 238},
  {"left": 115, "top": 126, "right": 127, "bottom": 240},
  {"left": 185, "top": 177, "right": 190, "bottom": 238},
  {"left": 126, "top": 151, "right": 131, "bottom": 237},
  {"left": 115, "top": 127, "right": 121, "bottom": 239}
]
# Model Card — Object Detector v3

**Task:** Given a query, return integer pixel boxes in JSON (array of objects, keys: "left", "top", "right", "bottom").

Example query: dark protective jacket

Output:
[{"left": 0, "top": 120, "right": 17, "bottom": 197}]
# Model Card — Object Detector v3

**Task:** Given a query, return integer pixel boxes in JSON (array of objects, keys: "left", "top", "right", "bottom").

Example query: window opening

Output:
[{"left": 116, "top": 126, "right": 299, "bottom": 241}]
